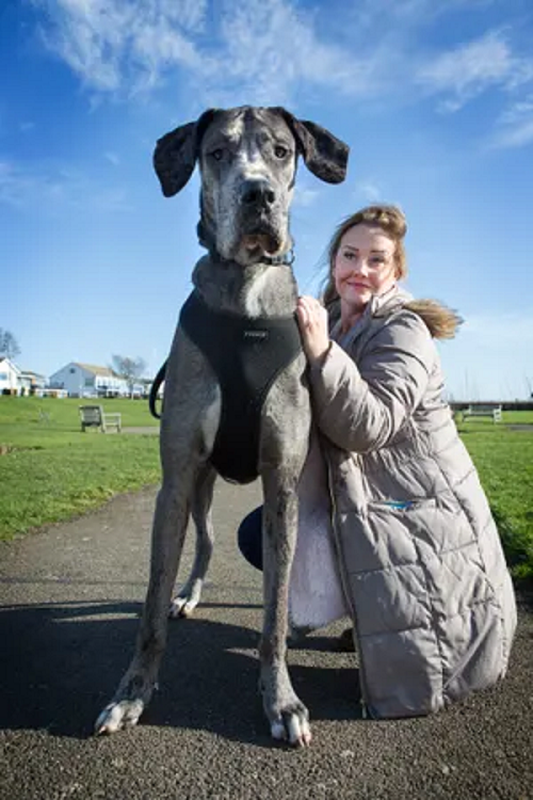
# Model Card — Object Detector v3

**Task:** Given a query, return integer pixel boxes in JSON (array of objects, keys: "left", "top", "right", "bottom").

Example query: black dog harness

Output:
[{"left": 150, "top": 291, "right": 303, "bottom": 485}]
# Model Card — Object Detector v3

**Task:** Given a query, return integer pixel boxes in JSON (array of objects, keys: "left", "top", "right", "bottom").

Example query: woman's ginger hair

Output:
[{"left": 321, "top": 204, "right": 408, "bottom": 312}]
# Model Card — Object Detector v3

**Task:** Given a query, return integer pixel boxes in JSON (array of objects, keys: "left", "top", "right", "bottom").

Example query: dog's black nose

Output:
[{"left": 241, "top": 179, "right": 276, "bottom": 207}]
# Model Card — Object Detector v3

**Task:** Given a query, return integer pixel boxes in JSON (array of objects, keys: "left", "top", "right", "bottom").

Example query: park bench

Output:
[
  {"left": 462, "top": 404, "right": 502, "bottom": 423},
  {"left": 79, "top": 404, "right": 122, "bottom": 433}
]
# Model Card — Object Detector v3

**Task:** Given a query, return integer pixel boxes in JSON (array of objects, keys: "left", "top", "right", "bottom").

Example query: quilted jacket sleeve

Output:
[{"left": 308, "top": 310, "right": 435, "bottom": 452}]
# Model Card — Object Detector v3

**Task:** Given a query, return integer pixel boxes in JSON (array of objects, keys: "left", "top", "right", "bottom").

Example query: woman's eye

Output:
[
  {"left": 211, "top": 149, "right": 224, "bottom": 161},
  {"left": 274, "top": 145, "right": 288, "bottom": 159}
]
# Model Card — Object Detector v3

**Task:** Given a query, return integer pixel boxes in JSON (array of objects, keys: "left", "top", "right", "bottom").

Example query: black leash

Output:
[{"left": 148, "top": 360, "right": 167, "bottom": 420}]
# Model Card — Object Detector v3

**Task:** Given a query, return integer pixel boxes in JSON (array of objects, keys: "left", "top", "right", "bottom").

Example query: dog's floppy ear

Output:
[
  {"left": 273, "top": 108, "right": 349, "bottom": 184},
  {"left": 153, "top": 109, "right": 217, "bottom": 198}
]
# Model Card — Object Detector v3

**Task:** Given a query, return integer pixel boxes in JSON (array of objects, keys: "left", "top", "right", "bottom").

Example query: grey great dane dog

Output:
[{"left": 95, "top": 106, "right": 349, "bottom": 747}]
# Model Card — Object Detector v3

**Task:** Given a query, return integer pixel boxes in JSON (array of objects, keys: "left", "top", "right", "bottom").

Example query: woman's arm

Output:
[{"left": 296, "top": 297, "right": 435, "bottom": 452}]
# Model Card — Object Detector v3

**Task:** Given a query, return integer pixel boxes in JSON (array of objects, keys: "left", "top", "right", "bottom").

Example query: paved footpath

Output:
[{"left": 1, "top": 482, "right": 532, "bottom": 800}]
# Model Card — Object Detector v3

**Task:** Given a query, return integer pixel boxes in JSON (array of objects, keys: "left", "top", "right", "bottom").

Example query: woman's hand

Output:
[{"left": 296, "top": 296, "right": 331, "bottom": 365}]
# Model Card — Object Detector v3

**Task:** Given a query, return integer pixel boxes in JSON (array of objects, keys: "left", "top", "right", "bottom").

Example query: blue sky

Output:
[{"left": 2, "top": 0, "right": 532, "bottom": 400}]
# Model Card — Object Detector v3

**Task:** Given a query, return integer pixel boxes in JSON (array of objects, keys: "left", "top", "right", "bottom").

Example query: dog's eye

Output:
[
  {"left": 211, "top": 149, "right": 224, "bottom": 161},
  {"left": 274, "top": 145, "right": 288, "bottom": 159}
]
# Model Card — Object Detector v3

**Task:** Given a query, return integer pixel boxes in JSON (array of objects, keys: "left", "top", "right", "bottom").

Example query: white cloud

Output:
[
  {"left": 212, "top": 0, "right": 378, "bottom": 105},
  {"left": 462, "top": 311, "right": 533, "bottom": 344},
  {"left": 439, "top": 307, "right": 533, "bottom": 401},
  {"left": 293, "top": 186, "right": 319, "bottom": 207},
  {"left": 32, "top": 0, "right": 207, "bottom": 94},
  {"left": 0, "top": 161, "right": 35, "bottom": 207},
  {"left": 30, "top": 0, "right": 385, "bottom": 105},
  {"left": 354, "top": 180, "right": 383, "bottom": 203},
  {"left": 489, "top": 94, "right": 533, "bottom": 148},
  {"left": 0, "top": 158, "right": 131, "bottom": 212},
  {"left": 417, "top": 29, "right": 533, "bottom": 112},
  {"left": 27, "top": 0, "right": 533, "bottom": 144},
  {"left": 440, "top": 312, "right": 533, "bottom": 401},
  {"left": 499, "top": 95, "right": 533, "bottom": 124},
  {"left": 491, "top": 118, "right": 533, "bottom": 148},
  {"left": 345, "top": 0, "right": 496, "bottom": 35}
]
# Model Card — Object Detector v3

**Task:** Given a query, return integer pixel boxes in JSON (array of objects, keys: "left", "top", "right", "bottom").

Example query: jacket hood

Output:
[{"left": 329, "top": 286, "right": 463, "bottom": 340}]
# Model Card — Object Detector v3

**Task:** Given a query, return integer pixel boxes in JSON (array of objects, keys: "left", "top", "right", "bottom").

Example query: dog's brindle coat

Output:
[{"left": 95, "top": 106, "right": 348, "bottom": 747}]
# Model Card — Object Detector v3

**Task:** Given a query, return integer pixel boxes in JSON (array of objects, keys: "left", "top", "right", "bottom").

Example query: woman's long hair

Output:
[{"left": 321, "top": 205, "right": 408, "bottom": 318}]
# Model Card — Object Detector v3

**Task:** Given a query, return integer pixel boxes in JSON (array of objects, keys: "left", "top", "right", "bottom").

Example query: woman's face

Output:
[{"left": 333, "top": 223, "right": 398, "bottom": 315}]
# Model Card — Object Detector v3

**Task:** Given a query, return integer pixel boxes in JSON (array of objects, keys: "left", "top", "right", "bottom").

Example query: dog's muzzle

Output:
[{"left": 238, "top": 179, "right": 286, "bottom": 258}]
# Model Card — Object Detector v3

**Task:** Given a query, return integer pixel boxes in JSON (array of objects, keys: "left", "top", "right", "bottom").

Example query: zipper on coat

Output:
[{"left": 325, "top": 454, "right": 371, "bottom": 719}]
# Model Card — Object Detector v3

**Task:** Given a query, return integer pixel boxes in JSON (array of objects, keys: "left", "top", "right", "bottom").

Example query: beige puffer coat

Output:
[{"left": 289, "top": 288, "right": 517, "bottom": 719}]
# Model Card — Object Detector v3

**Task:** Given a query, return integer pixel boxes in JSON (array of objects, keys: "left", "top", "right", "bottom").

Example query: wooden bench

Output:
[
  {"left": 462, "top": 404, "right": 502, "bottom": 423},
  {"left": 79, "top": 405, "right": 122, "bottom": 433}
]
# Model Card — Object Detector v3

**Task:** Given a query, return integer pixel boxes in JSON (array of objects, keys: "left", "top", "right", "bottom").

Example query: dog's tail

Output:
[{"left": 149, "top": 360, "right": 167, "bottom": 420}]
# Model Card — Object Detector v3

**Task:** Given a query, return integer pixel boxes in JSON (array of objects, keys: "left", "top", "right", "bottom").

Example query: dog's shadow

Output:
[{"left": 0, "top": 600, "right": 361, "bottom": 743}]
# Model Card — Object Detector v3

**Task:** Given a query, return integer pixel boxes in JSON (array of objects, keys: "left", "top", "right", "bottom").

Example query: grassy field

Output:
[
  {"left": 0, "top": 396, "right": 160, "bottom": 539},
  {"left": 1, "top": 396, "right": 532, "bottom": 580},
  {"left": 456, "top": 413, "right": 533, "bottom": 580}
]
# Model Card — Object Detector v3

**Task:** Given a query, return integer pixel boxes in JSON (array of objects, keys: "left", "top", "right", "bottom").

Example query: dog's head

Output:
[{"left": 153, "top": 106, "right": 349, "bottom": 266}]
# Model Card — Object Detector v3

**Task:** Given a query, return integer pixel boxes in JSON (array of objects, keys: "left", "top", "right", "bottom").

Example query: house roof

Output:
[
  {"left": 74, "top": 362, "right": 119, "bottom": 378},
  {"left": 20, "top": 370, "right": 47, "bottom": 380},
  {"left": 0, "top": 357, "right": 21, "bottom": 373}
]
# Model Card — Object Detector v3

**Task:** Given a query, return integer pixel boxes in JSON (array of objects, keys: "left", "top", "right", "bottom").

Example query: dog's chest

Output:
[{"left": 180, "top": 291, "right": 302, "bottom": 484}]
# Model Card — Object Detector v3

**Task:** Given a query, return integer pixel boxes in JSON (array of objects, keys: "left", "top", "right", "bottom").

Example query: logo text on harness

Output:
[{"left": 243, "top": 330, "right": 269, "bottom": 340}]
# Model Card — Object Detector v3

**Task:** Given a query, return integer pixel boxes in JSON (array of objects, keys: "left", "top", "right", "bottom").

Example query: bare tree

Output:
[
  {"left": 110, "top": 355, "right": 147, "bottom": 396},
  {"left": 0, "top": 328, "right": 21, "bottom": 360}
]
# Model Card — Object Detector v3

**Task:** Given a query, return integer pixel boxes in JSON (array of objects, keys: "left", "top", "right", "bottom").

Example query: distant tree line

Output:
[{"left": 0, "top": 328, "right": 20, "bottom": 360}]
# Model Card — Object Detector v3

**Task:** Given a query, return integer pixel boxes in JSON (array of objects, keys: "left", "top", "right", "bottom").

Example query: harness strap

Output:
[{"left": 151, "top": 291, "right": 303, "bottom": 484}]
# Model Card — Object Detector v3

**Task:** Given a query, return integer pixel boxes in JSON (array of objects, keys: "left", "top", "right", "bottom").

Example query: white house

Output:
[
  {"left": 48, "top": 362, "right": 129, "bottom": 398},
  {"left": 19, "top": 370, "right": 48, "bottom": 396},
  {"left": 0, "top": 357, "right": 21, "bottom": 394}
]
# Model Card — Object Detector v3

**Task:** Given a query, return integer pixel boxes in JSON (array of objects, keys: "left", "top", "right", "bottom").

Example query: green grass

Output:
[
  {"left": 0, "top": 396, "right": 160, "bottom": 539},
  {"left": 457, "top": 414, "right": 533, "bottom": 581},
  {"left": 499, "top": 410, "right": 533, "bottom": 424},
  {"left": 1, "top": 397, "right": 532, "bottom": 582}
]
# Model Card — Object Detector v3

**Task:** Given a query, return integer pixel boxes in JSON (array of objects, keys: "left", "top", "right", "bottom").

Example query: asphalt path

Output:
[{"left": 1, "top": 481, "right": 532, "bottom": 800}]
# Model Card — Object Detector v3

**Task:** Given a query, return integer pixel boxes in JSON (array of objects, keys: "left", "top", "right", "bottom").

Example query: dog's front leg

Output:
[
  {"left": 95, "top": 471, "right": 192, "bottom": 734},
  {"left": 259, "top": 469, "right": 311, "bottom": 747},
  {"left": 169, "top": 464, "right": 217, "bottom": 618}
]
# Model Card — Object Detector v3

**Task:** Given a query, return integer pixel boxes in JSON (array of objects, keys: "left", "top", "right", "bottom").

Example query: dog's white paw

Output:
[
  {"left": 169, "top": 578, "right": 204, "bottom": 618},
  {"left": 94, "top": 699, "right": 144, "bottom": 735},
  {"left": 168, "top": 595, "right": 198, "bottom": 618},
  {"left": 270, "top": 704, "right": 312, "bottom": 748}
]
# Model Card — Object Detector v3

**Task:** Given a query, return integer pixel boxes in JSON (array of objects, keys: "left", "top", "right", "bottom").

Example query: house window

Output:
[
  {"left": 70, "top": 368, "right": 76, "bottom": 374},
  {"left": 0, "top": 373, "right": 7, "bottom": 380}
]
